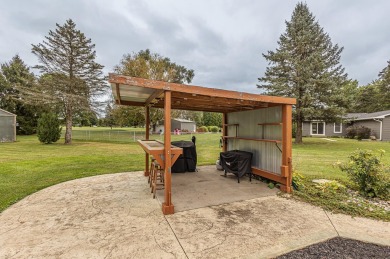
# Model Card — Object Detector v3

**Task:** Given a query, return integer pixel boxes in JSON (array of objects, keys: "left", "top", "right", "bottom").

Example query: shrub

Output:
[
  {"left": 338, "top": 149, "right": 390, "bottom": 199},
  {"left": 197, "top": 126, "right": 208, "bottom": 132},
  {"left": 208, "top": 126, "right": 219, "bottom": 133},
  {"left": 345, "top": 125, "right": 371, "bottom": 140},
  {"left": 37, "top": 113, "right": 62, "bottom": 144},
  {"left": 345, "top": 126, "right": 357, "bottom": 139},
  {"left": 292, "top": 171, "right": 305, "bottom": 190},
  {"left": 356, "top": 126, "right": 371, "bottom": 140}
]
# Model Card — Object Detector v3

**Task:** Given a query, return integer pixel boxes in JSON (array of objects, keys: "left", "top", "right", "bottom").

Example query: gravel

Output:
[{"left": 276, "top": 237, "right": 390, "bottom": 259}]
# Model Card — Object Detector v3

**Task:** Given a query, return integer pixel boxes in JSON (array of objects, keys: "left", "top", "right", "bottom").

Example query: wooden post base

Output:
[
  {"left": 280, "top": 184, "right": 292, "bottom": 193},
  {"left": 144, "top": 170, "right": 149, "bottom": 177},
  {"left": 162, "top": 203, "right": 174, "bottom": 215}
]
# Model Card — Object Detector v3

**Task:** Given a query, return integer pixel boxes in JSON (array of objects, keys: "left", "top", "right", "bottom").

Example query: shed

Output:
[
  {"left": 155, "top": 118, "right": 196, "bottom": 133},
  {"left": 0, "top": 108, "right": 17, "bottom": 142},
  {"left": 109, "top": 74, "right": 296, "bottom": 214}
]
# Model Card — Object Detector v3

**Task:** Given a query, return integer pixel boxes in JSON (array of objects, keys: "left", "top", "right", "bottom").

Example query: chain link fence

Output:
[{"left": 63, "top": 130, "right": 198, "bottom": 143}]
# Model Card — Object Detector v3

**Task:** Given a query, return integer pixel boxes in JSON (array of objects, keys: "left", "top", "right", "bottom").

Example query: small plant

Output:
[
  {"left": 208, "top": 126, "right": 219, "bottom": 133},
  {"left": 37, "top": 113, "right": 62, "bottom": 144},
  {"left": 292, "top": 171, "right": 305, "bottom": 190},
  {"left": 197, "top": 126, "right": 209, "bottom": 132},
  {"left": 338, "top": 149, "right": 390, "bottom": 199},
  {"left": 315, "top": 180, "right": 346, "bottom": 195}
]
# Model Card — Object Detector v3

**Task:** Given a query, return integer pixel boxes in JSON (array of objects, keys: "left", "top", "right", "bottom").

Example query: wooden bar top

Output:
[{"left": 137, "top": 140, "right": 183, "bottom": 169}]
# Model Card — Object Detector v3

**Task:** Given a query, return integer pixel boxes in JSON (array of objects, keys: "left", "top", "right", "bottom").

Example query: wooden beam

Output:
[
  {"left": 251, "top": 167, "right": 288, "bottom": 186},
  {"left": 109, "top": 74, "right": 296, "bottom": 105},
  {"left": 145, "top": 89, "right": 164, "bottom": 105},
  {"left": 115, "top": 83, "right": 121, "bottom": 104},
  {"left": 222, "top": 113, "right": 228, "bottom": 152},
  {"left": 144, "top": 106, "right": 150, "bottom": 177},
  {"left": 162, "top": 91, "right": 174, "bottom": 215},
  {"left": 281, "top": 104, "right": 293, "bottom": 193}
]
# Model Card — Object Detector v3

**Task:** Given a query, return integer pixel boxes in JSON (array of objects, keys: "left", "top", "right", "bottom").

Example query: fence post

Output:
[{"left": 133, "top": 131, "right": 136, "bottom": 142}]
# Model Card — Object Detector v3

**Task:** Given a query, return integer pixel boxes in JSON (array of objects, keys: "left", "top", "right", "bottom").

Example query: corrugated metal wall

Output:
[
  {"left": 227, "top": 106, "right": 282, "bottom": 175},
  {"left": 0, "top": 116, "right": 15, "bottom": 142}
]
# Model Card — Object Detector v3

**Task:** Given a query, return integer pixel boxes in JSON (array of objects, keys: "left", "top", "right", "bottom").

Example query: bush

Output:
[
  {"left": 208, "top": 126, "right": 219, "bottom": 133},
  {"left": 37, "top": 113, "right": 62, "bottom": 144},
  {"left": 338, "top": 149, "right": 390, "bottom": 199},
  {"left": 345, "top": 125, "right": 371, "bottom": 140},
  {"left": 356, "top": 126, "right": 371, "bottom": 140},
  {"left": 345, "top": 126, "right": 357, "bottom": 139},
  {"left": 197, "top": 126, "right": 208, "bottom": 132}
]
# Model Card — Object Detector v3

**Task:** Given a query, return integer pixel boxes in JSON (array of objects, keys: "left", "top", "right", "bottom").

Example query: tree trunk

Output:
[
  {"left": 295, "top": 119, "right": 303, "bottom": 144},
  {"left": 295, "top": 106, "right": 303, "bottom": 144},
  {"left": 65, "top": 107, "right": 73, "bottom": 144}
]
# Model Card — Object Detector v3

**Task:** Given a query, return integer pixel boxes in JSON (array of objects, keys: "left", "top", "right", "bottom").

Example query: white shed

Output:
[{"left": 0, "top": 108, "right": 17, "bottom": 142}]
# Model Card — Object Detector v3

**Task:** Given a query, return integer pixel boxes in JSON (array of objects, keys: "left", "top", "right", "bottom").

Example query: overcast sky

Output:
[{"left": 1, "top": 0, "right": 389, "bottom": 94}]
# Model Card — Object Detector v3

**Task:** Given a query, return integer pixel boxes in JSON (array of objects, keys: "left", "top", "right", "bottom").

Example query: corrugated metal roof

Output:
[{"left": 173, "top": 118, "right": 195, "bottom": 123}]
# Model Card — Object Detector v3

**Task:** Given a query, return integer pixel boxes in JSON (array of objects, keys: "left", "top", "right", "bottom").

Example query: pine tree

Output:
[
  {"left": 258, "top": 2, "right": 348, "bottom": 143},
  {"left": 37, "top": 113, "right": 62, "bottom": 144},
  {"left": 32, "top": 19, "right": 107, "bottom": 144},
  {"left": 0, "top": 55, "right": 41, "bottom": 134},
  {"left": 377, "top": 60, "right": 390, "bottom": 111}
]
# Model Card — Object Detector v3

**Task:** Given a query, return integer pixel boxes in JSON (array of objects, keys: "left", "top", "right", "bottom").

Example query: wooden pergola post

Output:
[
  {"left": 280, "top": 104, "right": 293, "bottom": 193},
  {"left": 222, "top": 113, "right": 228, "bottom": 152},
  {"left": 162, "top": 91, "right": 174, "bottom": 214},
  {"left": 144, "top": 105, "right": 150, "bottom": 177}
]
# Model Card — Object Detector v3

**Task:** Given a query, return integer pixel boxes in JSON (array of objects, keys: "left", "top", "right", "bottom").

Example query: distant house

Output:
[
  {"left": 0, "top": 108, "right": 17, "bottom": 142},
  {"left": 302, "top": 110, "right": 390, "bottom": 141},
  {"left": 155, "top": 118, "right": 196, "bottom": 133}
]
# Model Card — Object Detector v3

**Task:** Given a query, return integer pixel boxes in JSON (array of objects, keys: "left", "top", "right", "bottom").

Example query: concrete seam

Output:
[
  {"left": 324, "top": 210, "right": 340, "bottom": 237},
  {"left": 164, "top": 215, "right": 190, "bottom": 259}
]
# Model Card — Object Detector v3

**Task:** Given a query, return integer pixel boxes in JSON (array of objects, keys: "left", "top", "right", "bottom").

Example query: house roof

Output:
[
  {"left": 173, "top": 118, "right": 195, "bottom": 123},
  {"left": 345, "top": 110, "right": 390, "bottom": 121},
  {"left": 0, "top": 108, "right": 16, "bottom": 117},
  {"left": 109, "top": 74, "right": 296, "bottom": 113}
]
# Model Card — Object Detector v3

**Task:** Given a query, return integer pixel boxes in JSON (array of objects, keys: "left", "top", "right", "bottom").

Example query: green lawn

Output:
[
  {"left": 293, "top": 138, "right": 390, "bottom": 182},
  {"left": 0, "top": 133, "right": 389, "bottom": 214}
]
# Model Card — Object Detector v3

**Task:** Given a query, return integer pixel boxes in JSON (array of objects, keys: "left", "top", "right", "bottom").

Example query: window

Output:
[
  {"left": 334, "top": 123, "right": 342, "bottom": 133},
  {"left": 311, "top": 122, "right": 325, "bottom": 135}
]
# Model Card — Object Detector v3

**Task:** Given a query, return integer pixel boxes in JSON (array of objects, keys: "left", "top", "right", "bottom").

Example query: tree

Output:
[
  {"left": 114, "top": 49, "right": 195, "bottom": 131},
  {"left": 377, "top": 60, "right": 390, "bottom": 111},
  {"left": 37, "top": 113, "right": 62, "bottom": 144},
  {"left": 0, "top": 55, "right": 41, "bottom": 134},
  {"left": 258, "top": 3, "right": 348, "bottom": 143},
  {"left": 203, "top": 112, "right": 222, "bottom": 127},
  {"left": 31, "top": 19, "right": 107, "bottom": 144}
]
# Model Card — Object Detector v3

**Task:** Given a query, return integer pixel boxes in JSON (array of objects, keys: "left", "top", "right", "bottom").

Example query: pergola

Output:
[{"left": 109, "top": 74, "right": 296, "bottom": 215}]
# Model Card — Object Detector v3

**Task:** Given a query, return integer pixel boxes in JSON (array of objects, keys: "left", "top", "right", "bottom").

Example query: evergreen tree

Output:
[
  {"left": 0, "top": 55, "right": 41, "bottom": 134},
  {"left": 258, "top": 2, "right": 348, "bottom": 143},
  {"left": 114, "top": 49, "right": 195, "bottom": 131},
  {"left": 32, "top": 19, "right": 107, "bottom": 144},
  {"left": 37, "top": 113, "right": 62, "bottom": 144},
  {"left": 377, "top": 60, "right": 390, "bottom": 111}
]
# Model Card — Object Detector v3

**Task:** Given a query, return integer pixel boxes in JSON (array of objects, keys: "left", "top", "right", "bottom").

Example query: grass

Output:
[
  {"left": 1, "top": 133, "right": 389, "bottom": 220},
  {"left": 0, "top": 133, "right": 221, "bottom": 212},
  {"left": 293, "top": 137, "right": 390, "bottom": 181}
]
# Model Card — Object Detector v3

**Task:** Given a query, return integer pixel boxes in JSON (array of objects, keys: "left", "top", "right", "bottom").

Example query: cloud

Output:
[{"left": 1, "top": 0, "right": 389, "bottom": 92}]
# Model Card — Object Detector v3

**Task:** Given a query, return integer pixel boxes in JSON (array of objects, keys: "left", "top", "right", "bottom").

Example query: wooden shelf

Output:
[
  {"left": 257, "top": 123, "right": 282, "bottom": 126},
  {"left": 221, "top": 136, "right": 281, "bottom": 143}
]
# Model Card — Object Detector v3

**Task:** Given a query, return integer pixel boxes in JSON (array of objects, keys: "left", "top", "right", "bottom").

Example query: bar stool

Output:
[
  {"left": 151, "top": 161, "right": 164, "bottom": 199},
  {"left": 148, "top": 158, "right": 156, "bottom": 187}
]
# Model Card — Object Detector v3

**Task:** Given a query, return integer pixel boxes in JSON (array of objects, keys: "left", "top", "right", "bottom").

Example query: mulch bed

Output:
[{"left": 276, "top": 237, "right": 390, "bottom": 259}]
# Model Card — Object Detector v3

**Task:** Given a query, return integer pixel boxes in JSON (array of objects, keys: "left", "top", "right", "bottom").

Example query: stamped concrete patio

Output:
[{"left": 0, "top": 166, "right": 389, "bottom": 258}]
